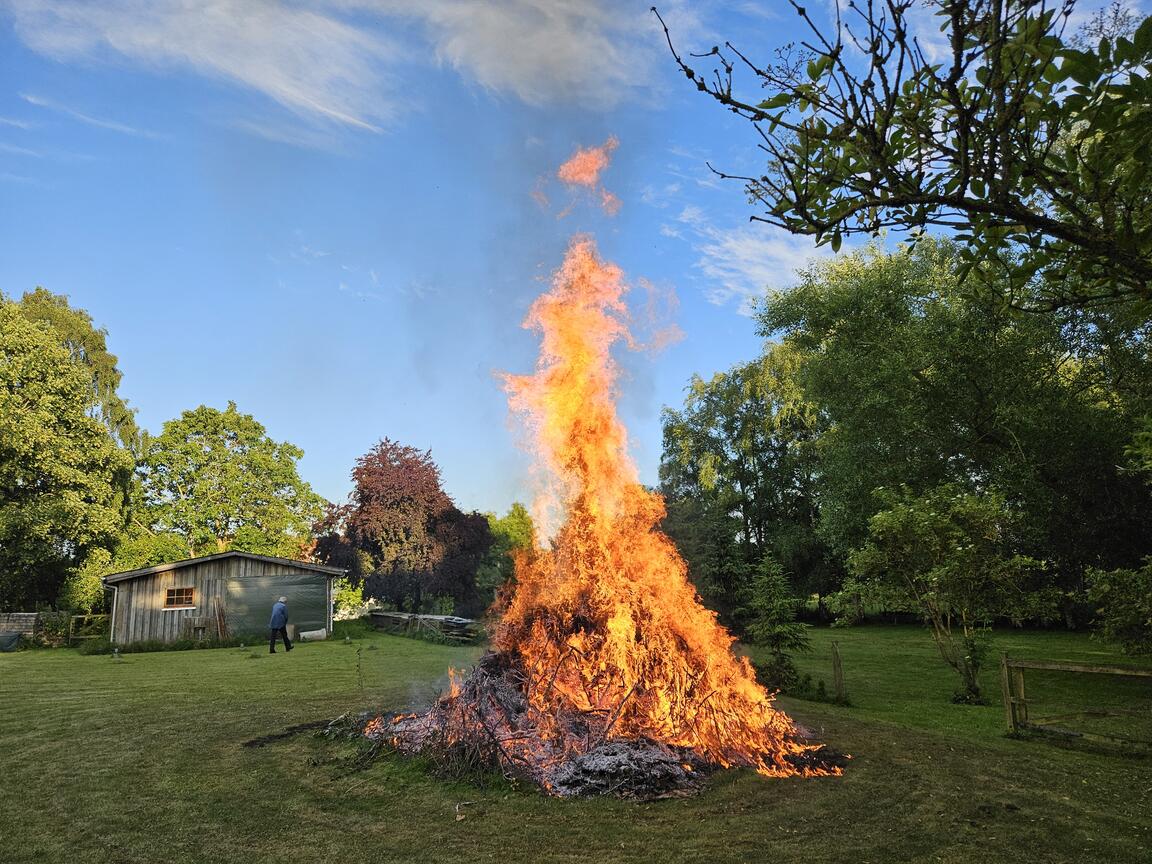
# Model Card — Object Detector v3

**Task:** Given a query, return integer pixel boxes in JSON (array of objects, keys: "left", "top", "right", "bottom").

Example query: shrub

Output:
[
  {"left": 1086, "top": 560, "right": 1152, "bottom": 655},
  {"left": 848, "top": 485, "right": 1046, "bottom": 703},
  {"left": 29, "top": 608, "right": 71, "bottom": 648},
  {"left": 742, "top": 558, "right": 810, "bottom": 689},
  {"left": 332, "top": 577, "right": 379, "bottom": 621}
]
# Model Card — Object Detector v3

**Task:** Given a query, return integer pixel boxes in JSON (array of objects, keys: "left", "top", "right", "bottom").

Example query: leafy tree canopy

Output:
[
  {"left": 476, "top": 502, "right": 536, "bottom": 607},
  {"left": 760, "top": 240, "right": 1152, "bottom": 584},
  {"left": 1130, "top": 416, "right": 1152, "bottom": 476},
  {"left": 0, "top": 301, "right": 132, "bottom": 609},
  {"left": 61, "top": 530, "right": 188, "bottom": 613},
  {"left": 1086, "top": 559, "right": 1152, "bottom": 654},
  {"left": 849, "top": 484, "right": 1048, "bottom": 700},
  {"left": 139, "top": 402, "right": 323, "bottom": 559},
  {"left": 659, "top": 0, "right": 1152, "bottom": 310},
  {"left": 346, "top": 439, "right": 453, "bottom": 572},
  {"left": 660, "top": 342, "right": 841, "bottom": 613},
  {"left": 320, "top": 438, "right": 492, "bottom": 616},
  {"left": 16, "top": 287, "right": 140, "bottom": 452}
]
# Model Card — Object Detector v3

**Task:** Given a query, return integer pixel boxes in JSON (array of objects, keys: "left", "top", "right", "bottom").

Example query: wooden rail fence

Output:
[
  {"left": 68, "top": 614, "right": 109, "bottom": 646},
  {"left": 1000, "top": 654, "right": 1152, "bottom": 751}
]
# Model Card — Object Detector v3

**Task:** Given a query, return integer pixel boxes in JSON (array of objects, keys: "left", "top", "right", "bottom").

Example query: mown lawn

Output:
[{"left": 1, "top": 625, "right": 1149, "bottom": 864}]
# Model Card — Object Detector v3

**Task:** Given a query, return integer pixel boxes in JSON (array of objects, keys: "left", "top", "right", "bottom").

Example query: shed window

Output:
[{"left": 165, "top": 587, "right": 195, "bottom": 608}]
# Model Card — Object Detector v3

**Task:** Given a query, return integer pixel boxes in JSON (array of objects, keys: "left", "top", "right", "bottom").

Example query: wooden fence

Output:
[
  {"left": 68, "top": 614, "right": 109, "bottom": 646},
  {"left": 1000, "top": 654, "right": 1152, "bottom": 751},
  {"left": 0, "top": 612, "right": 40, "bottom": 637}
]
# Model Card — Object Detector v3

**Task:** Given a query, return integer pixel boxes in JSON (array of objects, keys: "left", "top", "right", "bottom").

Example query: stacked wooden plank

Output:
[
  {"left": 0, "top": 612, "right": 39, "bottom": 637},
  {"left": 369, "top": 611, "right": 482, "bottom": 643}
]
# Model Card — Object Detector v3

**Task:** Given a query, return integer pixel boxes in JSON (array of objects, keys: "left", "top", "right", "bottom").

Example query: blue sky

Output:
[{"left": 0, "top": 1, "right": 882, "bottom": 514}]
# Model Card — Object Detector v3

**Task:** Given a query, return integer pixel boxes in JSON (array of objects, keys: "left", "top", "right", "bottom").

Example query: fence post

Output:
[
  {"left": 831, "top": 641, "right": 846, "bottom": 704},
  {"left": 1000, "top": 653, "right": 1016, "bottom": 732},
  {"left": 1012, "top": 664, "right": 1028, "bottom": 726}
]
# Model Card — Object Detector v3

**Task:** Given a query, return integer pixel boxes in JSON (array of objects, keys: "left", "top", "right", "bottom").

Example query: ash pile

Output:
[{"left": 364, "top": 652, "right": 839, "bottom": 800}]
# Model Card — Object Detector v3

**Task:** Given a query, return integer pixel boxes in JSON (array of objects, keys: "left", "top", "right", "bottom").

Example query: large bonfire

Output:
[{"left": 366, "top": 141, "right": 840, "bottom": 797}]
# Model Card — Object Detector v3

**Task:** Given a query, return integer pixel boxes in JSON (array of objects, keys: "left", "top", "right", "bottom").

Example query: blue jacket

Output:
[{"left": 269, "top": 601, "right": 288, "bottom": 629}]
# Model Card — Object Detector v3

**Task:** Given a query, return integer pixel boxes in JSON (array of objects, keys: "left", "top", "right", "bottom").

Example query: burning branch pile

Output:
[{"left": 365, "top": 145, "right": 841, "bottom": 798}]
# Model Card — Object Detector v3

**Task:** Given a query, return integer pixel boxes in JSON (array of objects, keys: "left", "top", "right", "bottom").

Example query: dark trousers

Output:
[{"left": 269, "top": 627, "right": 292, "bottom": 653}]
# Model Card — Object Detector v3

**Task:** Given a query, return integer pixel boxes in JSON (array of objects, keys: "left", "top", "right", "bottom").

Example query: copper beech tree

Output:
[
  {"left": 315, "top": 438, "right": 491, "bottom": 616},
  {"left": 656, "top": 0, "right": 1152, "bottom": 310}
]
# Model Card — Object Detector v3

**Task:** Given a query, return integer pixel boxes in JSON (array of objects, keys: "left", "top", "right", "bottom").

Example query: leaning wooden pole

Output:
[
  {"left": 831, "top": 641, "right": 846, "bottom": 705},
  {"left": 1000, "top": 653, "right": 1016, "bottom": 733}
]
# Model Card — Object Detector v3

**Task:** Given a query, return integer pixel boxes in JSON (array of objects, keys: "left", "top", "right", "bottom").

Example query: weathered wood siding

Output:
[
  {"left": 0, "top": 612, "right": 39, "bottom": 636},
  {"left": 111, "top": 558, "right": 332, "bottom": 644}
]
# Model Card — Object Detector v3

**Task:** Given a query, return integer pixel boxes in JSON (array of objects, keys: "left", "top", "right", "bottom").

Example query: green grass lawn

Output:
[{"left": 1, "top": 626, "right": 1149, "bottom": 864}]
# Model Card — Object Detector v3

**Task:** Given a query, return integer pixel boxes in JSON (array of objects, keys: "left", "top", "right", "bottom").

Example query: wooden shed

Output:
[{"left": 103, "top": 551, "right": 344, "bottom": 645}]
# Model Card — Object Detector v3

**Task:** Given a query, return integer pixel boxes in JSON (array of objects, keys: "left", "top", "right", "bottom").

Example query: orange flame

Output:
[
  {"left": 498, "top": 236, "right": 831, "bottom": 776},
  {"left": 556, "top": 136, "right": 618, "bottom": 187},
  {"left": 372, "top": 139, "right": 837, "bottom": 791},
  {"left": 556, "top": 137, "right": 622, "bottom": 215}
]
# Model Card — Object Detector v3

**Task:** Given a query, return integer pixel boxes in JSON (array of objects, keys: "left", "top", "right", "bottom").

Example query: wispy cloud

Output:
[
  {"left": 353, "top": 0, "right": 702, "bottom": 110},
  {"left": 229, "top": 115, "right": 351, "bottom": 153},
  {"left": 8, "top": 1, "right": 396, "bottom": 132},
  {"left": 0, "top": 116, "right": 34, "bottom": 129},
  {"left": 5, "top": 0, "right": 703, "bottom": 143},
  {"left": 0, "top": 141, "right": 43, "bottom": 157},
  {"left": 639, "top": 181, "right": 681, "bottom": 208},
  {"left": 731, "top": 1, "right": 782, "bottom": 20},
  {"left": 676, "top": 204, "right": 706, "bottom": 229},
  {"left": 695, "top": 222, "right": 824, "bottom": 314},
  {"left": 290, "top": 243, "right": 332, "bottom": 261},
  {"left": 404, "top": 277, "right": 439, "bottom": 300},
  {"left": 20, "top": 92, "right": 160, "bottom": 138},
  {"left": 337, "top": 280, "right": 385, "bottom": 302},
  {"left": 672, "top": 206, "right": 832, "bottom": 316},
  {"left": 0, "top": 171, "right": 40, "bottom": 184}
]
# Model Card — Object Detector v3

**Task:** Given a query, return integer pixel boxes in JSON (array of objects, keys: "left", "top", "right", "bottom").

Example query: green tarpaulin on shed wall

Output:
[{"left": 224, "top": 573, "right": 328, "bottom": 636}]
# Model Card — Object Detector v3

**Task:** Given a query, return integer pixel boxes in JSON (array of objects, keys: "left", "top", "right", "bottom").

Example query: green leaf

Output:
[
  {"left": 1041, "top": 59, "right": 1066, "bottom": 85},
  {"left": 806, "top": 55, "right": 832, "bottom": 82},
  {"left": 1134, "top": 15, "right": 1152, "bottom": 56},
  {"left": 757, "top": 92, "right": 792, "bottom": 110}
]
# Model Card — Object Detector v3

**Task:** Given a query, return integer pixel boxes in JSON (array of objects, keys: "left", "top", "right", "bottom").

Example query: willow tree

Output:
[
  {"left": 660, "top": 342, "right": 841, "bottom": 622},
  {"left": 760, "top": 240, "right": 1152, "bottom": 598}
]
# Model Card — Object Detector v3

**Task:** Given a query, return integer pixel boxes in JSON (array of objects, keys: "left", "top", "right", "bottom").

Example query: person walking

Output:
[{"left": 269, "top": 596, "right": 293, "bottom": 654}]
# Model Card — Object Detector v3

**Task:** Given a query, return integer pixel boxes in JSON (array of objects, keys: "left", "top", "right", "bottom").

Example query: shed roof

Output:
[{"left": 103, "top": 550, "right": 345, "bottom": 584}]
